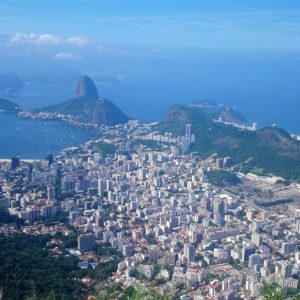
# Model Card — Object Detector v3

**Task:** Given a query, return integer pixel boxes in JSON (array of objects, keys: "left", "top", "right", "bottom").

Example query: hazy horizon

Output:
[{"left": 1, "top": 0, "right": 300, "bottom": 131}]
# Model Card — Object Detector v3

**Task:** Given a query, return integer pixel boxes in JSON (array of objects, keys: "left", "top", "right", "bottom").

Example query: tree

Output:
[
  {"left": 124, "top": 287, "right": 170, "bottom": 300},
  {"left": 263, "top": 283, "right": 284, "bottom": 300}
]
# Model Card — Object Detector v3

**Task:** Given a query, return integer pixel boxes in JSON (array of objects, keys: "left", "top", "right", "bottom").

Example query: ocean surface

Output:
[
  {"left": 7, "top": 50, "right": 300, "bottom": 135},
  {"left": 2, "top": 50, "right": 300, "bottom": 157},
  {"left": 0, "top": 113, "right": 99, "bottom": 159}
]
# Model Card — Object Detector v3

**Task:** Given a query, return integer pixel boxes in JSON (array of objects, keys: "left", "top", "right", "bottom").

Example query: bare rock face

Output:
[{"left": 75, "top": 75, "right": 99, "bottom": 98}]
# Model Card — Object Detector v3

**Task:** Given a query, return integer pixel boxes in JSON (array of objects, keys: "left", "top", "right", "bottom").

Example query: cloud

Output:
[
  {"left": 53, "top": 52, "right": 81, "bottom": 60},
  {"left": 9, "top": 32, "right": 59, "bottom": 45},
  {"left": 38, "top": 34, "right": 59, "bottom": 45},
  {"left": 67, "top": 36, "right": 87, "bottom": 46},
  {"left": 6, "top": 32, "right": 91, "bottom": 50},
  {"left": 10, "top": 32, "right": 36, "bottom": 43}
]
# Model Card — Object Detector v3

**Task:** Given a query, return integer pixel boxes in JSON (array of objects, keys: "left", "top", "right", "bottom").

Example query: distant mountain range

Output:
[
  {"left": 1, "top": 77, "right": 300, "bottom": 180},
  {"left": 38, "top": 75, "right": 129, "bottom": 125},
  {"left": 157, "top": 104, "right": 300, "bottom": 180}
]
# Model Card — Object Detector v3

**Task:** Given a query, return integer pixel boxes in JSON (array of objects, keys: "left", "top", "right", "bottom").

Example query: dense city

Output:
[{"left": 1, "top": 121, "right": 300, "bottom": 299}]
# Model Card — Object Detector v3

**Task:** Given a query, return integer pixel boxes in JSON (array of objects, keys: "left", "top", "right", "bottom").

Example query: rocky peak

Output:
[{"left": 75, "top": 75, "right": 99, "bottom": 98}]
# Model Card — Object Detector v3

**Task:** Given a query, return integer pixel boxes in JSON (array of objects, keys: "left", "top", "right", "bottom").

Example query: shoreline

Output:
[
  {"left": 0, "top": 158, "right": 45, "bottom": 162},
  {"left": 0, "top": 112, "right": 101, "bottom": 161},
  {"left": 1, "top": 109, "right": 300, "bottom": 162}
]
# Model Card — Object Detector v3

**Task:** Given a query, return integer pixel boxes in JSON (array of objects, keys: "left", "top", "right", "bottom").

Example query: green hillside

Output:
[
  {"left": 38, "top": 96, "right": 129, "bottom": 125},
  {"left": 212, "top": 106, "right": 247, "bottom": 124},
  {"left": 93, "top": 140, "right": 117, "bottom": 157},
  {"left": 157, "top": 105, "right": 300, "bottom": 180}
]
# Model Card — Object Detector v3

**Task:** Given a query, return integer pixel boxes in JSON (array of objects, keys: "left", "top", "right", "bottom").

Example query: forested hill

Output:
[
  {"left": 37, "top": 75, "right": 129, "bottom": 125},
  {"left": 157, "top": 104, "right": 300, "bottom": 180},
  {"left": 39, "top": 96, "right": 129, "bottom": 125}
]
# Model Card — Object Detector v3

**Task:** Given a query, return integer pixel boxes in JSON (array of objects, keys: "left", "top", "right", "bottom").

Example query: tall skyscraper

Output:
[
  {"left": 251, "top": 231, "right": 262, "bottom": 247},
  {"left": 98, "top": 179, "right": 105, "bottom": 197},
  {"left": 123, "top": 244, "right": 133, "bottom": 257},
  {"left": 242, "top": 246, "right": 256, "bottom": 263},
  {"left": 78, "top": 233, "right": 96, "bottom": 254},
  {"left": 47, "top": 154, "right": 54, "bottom": 167},
  {"left": 199, "top": 197, "right": 208, "bottom": 217},
  {"left": 106, "top": 179, "right": 113, "bottom": 191},
  {"left": 11, "top": 156, "right": 20, "bottom": 170},
  {"left": 184, "top": 243, "right": 195, "bottom": 262},
  {"left": 185, "top": 123, "right": 192, "bottom": 138},
  {"left": 213, "top": 199, "right": 225, "bottom": 218},
  {"left": 47, "top": 185, "right": 56, "bottom": 201},
  {"left": 280, "top": 261, "right": 293, "bottom": 278}
]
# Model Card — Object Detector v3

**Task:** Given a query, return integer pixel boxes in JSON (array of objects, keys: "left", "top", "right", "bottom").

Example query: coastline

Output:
[
  {"left": 0, "top": 158, "right": 44, "bottom": 162},
  {"left": 0, "top": 112, "right": 100, "bottom": 160},
  {"left": 1, "top": 107, "right": 300, "bottom": 161}
]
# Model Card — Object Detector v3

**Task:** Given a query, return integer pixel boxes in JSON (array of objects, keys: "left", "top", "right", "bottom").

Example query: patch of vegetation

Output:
[
  {"left": 205, "top": 170, "right": 241, "bottom": 187},
  {"left": 96, "top": 283, "right": 123, "bottom": 300},
  {"left": 96, "top": 283, "right": 171, "bottom": 300},
  {"left": 0, "top": 208, "right": 24, "bottom": 228},
  {"left": 145, "top": 233, "right": 157, "bottom": 245},
  {"left": 287, "top": 288, "right": 300, "bottom": 297},
  {"left": 133, "top": 139, "right": 167, "bottom": 151},
  {"left": 38, "top": 96, "right": 129, "bottom": 125},
  {"left": 275, "top": 179, "right": 291, "bottom": 186},
  {"left": 85, "top": 258, "right": 120, "bottom": 282},
  {"left": 0, "top": 234, "right": 123, "bottom": 299},
  {"left": 250, "top": 167, "right": 266, "bottom": 176},
  {"left": 263, "top": 283, "right": 285, "bottom": 300},
  {"left": 255, "top": 198, "right": 293, "bottom": 207},
  {"left": 212, "top": 106, "right": 247, "bottom": 124},
  {"left": 77, "top": 243, "right": 123, "bottom": 282},
  {"left": 42, "top": 211, "right": 69, "bottom": 226},
  {"left": 0, "top": 234, "right": 84, "bottom": 300},
  {"left": 58, "top": 232, "right": 78, "bottom": 248},
  {"left": 93, "top": 141, "right": 116, "bottom": 157},
  {"left": 229, "top": 257, "right": 244, "bottom": 271},
  {"left": 121, "top": 286, "right": 171, "bottom": 300}
]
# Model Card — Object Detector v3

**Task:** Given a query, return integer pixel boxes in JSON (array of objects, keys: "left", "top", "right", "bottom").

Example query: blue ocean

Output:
[
  {"left": 2, "top": 50, "right": 300, "bottom": 157},
  {"left": 0, "top": 113, "right": 99, "bottom": 159}
]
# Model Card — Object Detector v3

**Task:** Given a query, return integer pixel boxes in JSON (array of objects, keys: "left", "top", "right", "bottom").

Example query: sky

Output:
[
  {"left": 1, "top": 0, "right": 300, "bottom": 130},
  {"left": 1, "top": 0, "right": 300, "bottom": 63}
]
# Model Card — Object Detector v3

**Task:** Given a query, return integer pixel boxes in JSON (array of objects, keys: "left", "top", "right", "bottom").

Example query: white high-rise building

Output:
[
  {"left": 97, "top": 179, "right": 104, "bottom": 197},
  {"left": 185, "top": 124, "right": 192, "bottom": 139}
]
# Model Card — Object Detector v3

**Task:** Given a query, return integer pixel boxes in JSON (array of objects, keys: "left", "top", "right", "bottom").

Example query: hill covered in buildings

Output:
[{"left": 157, "top": 104, "right": 300, "bottom": 180}]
